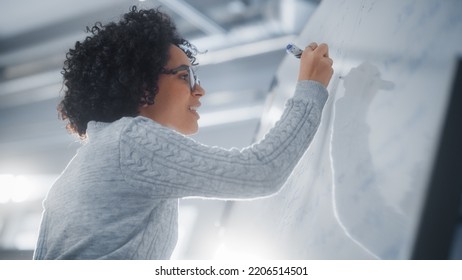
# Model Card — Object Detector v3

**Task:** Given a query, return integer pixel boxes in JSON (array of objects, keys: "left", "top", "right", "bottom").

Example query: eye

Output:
[{"left": 180, "top": 73, "right": 189, "bottom": 81}]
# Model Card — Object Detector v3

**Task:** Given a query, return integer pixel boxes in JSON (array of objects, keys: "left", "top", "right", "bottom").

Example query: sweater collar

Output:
[{"left": 85, "top": 120, "right": 111, "bottom": 140}]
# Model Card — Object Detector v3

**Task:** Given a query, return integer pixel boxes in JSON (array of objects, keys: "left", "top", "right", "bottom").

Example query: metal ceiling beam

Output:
[
  {"left": 157, "top": 0, "right": 226, "bottom": 35},
  {"left": 0, "top": 3, "right": 130, "bottom": 55}
]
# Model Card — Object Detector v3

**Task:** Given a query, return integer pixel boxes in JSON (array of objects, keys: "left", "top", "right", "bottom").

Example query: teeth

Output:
[{"left": 189, "top": 106, "right": 198, "bottom": 111}]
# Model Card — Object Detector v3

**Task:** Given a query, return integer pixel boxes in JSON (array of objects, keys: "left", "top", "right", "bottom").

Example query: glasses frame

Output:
[{"left": 161, "top": 65, "right": 200, "bottom": 92}]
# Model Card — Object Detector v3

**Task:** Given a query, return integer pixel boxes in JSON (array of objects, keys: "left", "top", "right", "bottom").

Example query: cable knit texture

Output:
[{"left": 33, "top": 80, "right": 327, "bottom": 259}]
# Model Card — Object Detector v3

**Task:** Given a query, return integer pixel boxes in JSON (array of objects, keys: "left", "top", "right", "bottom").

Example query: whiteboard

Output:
[{"left": 220, "top": 0, "right": 462, "bottom": 259}]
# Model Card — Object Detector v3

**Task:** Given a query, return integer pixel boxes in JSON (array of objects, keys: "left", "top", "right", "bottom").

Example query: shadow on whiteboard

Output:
[{"left": 331, "top": 62, "right": 398, "bottom": 258}]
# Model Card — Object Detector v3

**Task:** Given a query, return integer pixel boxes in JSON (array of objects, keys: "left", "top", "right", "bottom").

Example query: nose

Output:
[{"left": 192, "top": 83, "right": 205, "bottom": 97}]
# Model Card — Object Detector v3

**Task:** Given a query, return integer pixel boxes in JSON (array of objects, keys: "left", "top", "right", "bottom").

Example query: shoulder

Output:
[
  {"left": 119, "top": 116, "right": 186, "bottom": 152},
  {"left": 119, "top": 116, "right": 165, "bottom": 139},
  {"left": 119, "top": 116, "right": 205, "bottom": 161}
]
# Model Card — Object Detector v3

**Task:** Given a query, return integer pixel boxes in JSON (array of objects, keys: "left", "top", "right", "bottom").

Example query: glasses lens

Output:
[
  {"left": 188, "top": 67, "right": 195, "bottom": 90},
  {"left": 163, "top": 65, "right": 199, "bottom": 91},
  {"left": 189, "top": 67, "right": 201, "bottom": 91}
]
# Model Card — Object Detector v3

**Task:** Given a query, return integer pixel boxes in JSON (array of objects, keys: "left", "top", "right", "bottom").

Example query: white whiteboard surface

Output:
[{"left": 221, "top": 0, "right": 462, "bottom": 259}]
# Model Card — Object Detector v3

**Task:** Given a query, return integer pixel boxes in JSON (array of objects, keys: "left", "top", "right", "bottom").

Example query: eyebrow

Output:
[{"left": 168, "top": 64, "right": 191, "bottom": 73}]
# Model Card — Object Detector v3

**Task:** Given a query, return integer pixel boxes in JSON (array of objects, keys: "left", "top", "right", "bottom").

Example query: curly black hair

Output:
[{"left": 58, "top": 6, "right": 198, "bottom": 138}]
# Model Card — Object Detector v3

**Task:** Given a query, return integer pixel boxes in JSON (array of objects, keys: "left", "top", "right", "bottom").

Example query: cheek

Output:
[
  {"left": 155, "top": 82, "right": 177, "bottom": 108},
  {"left": 154, "top": 96, "right": 179, "bottom": 118},
  {"left": 154, "top": 91, "right": 189, "bottom": 122}
]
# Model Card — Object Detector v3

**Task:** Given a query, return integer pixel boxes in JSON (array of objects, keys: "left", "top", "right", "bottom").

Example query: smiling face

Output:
[{"left": 139, "top": 45, "right": 205, "bottom": 135}]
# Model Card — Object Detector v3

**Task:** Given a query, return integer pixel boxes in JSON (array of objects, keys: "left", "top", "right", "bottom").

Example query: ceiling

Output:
[{"left": 0, "top": 0, "right": 319, "bottom": 175}]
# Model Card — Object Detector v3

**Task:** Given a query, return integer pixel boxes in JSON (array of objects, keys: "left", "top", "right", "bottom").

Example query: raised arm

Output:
[{"left": 120, "top": 43, "right": 333, "bottom": 199}]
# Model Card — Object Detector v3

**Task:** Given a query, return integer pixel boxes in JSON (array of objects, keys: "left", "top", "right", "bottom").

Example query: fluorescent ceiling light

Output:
[{"left": 196, "top": 35, "right": 295, "bottom": 65}]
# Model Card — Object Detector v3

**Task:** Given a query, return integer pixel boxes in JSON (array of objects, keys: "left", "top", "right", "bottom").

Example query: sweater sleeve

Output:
[{"left": 120, "top": 80, "right": 328, "bottom": 199}]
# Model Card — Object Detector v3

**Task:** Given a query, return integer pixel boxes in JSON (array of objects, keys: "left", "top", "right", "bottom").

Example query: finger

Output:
[
  {"left": 324, "top": 57, "right": 334, "bottom": 66},
  {"left": 315, "top": 43, "right": 329, "bottom": 57},
  {"left": 306, "top": 42, "right": 318, "bottom": 52}
]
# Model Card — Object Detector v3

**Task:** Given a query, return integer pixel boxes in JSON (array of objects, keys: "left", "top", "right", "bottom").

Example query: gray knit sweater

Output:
[{"left": 33, "top": 80, "right": 327, "bottom": 259}]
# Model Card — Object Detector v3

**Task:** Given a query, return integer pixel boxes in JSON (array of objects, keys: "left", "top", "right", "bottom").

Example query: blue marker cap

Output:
[{"left": 286, "top": 43, "right": 303, "bottom": 59}]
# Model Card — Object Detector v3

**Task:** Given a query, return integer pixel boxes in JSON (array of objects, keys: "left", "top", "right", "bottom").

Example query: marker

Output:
[
  {"left": 287, "top": 43, "right": 342, "bottom": 80},
  {"left": 286, "top": 43, "right": 303, "bottom": 59}
]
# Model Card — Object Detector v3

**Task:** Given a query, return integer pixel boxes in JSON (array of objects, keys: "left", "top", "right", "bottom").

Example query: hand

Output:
[{"left": 298, "top": 42, "right": 334, "bottom": 88}]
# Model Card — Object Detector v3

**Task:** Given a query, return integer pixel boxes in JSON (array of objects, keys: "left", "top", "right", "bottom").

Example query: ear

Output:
[{"left": 139, "top": 90, "right": 155, "bottom": 107}]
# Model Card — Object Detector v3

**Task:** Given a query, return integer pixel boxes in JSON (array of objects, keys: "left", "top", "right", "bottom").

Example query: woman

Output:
[{"left": 33, "top": 6, "right": 333, "bottom": 259}]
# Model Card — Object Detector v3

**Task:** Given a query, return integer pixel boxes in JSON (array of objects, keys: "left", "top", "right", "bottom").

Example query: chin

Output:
[
  {"left": 185, "top": 128, "right": 199, "bottom": 135},
  {"left": 180, "top": 124, "right": 199, "bottom": 136}
]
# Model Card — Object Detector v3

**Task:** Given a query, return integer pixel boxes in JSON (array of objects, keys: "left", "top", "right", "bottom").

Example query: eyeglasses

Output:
[{"left": 161, "top": 65, "right": 200, "bottom": 92}]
